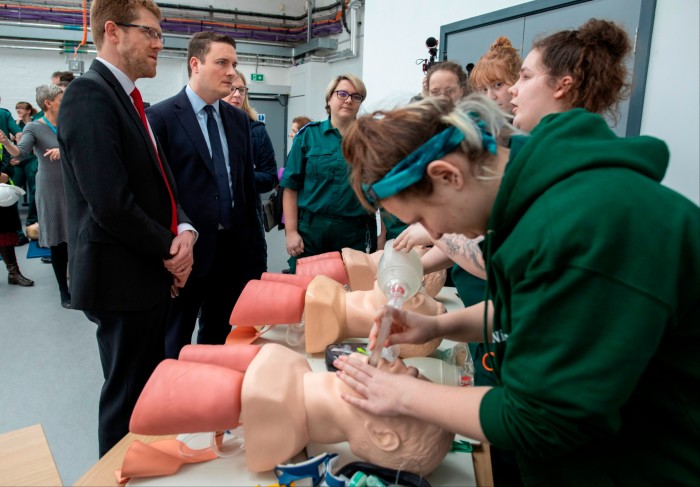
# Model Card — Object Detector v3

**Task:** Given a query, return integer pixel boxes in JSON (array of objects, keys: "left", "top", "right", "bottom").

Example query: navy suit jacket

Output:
[
  {"left": 146, "top": 88, "right": 265, "bottom": 280},
  {"left": 58, "top": 60, "right": 191, "bottom": 311}
]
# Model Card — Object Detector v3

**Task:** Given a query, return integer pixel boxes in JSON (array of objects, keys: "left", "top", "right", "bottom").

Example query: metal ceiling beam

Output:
[{"left": 0, "top": 21, "right": 295, "bottom": 57}]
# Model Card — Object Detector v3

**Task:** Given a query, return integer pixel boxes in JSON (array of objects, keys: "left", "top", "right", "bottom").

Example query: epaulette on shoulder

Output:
[{"left": 296, "top": 120, "right": 319, "bottom": 137}]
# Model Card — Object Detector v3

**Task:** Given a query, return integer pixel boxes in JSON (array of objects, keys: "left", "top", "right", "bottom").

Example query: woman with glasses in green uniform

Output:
[{"left": 280, "top": 74, "right": 377, "bottom": 273}]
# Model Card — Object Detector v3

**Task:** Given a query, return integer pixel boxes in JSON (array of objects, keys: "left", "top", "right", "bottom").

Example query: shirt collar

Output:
[
  {"left": 96, "top": 57, "right": 135, "bottom": 96},
  {"left": 186, "top": 84, "right": 220, "bottom": 116},
  {"left": 320, "top": 117, "right": 336, "bottom": 135}
]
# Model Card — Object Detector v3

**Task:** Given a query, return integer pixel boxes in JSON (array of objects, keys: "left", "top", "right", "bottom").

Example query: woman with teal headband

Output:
[{"left": 334, "top": 91, "right": 699, "bottom": 485}]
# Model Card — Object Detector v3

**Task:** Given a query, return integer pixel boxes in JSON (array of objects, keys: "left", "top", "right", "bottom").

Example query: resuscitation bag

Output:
[{"left": 0, "top": 183, "right": 26, "bottom": 207}]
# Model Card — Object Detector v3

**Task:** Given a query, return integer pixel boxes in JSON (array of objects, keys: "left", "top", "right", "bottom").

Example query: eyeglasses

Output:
[
  {"left": 334, "top": 90, "right": 364, "bottom": 103},
  {"left": 429, "top": 88, "right": 458, "bottom": 98},
  {"left": 116, "top": 22, "right": 164, "bottom": 43},
  {"left": 231, "top": 86, "right": 248, "bottom": 95}
]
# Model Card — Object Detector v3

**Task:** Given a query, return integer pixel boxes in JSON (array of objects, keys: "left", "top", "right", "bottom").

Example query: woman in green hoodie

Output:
[{"left": 334, "top": 92, "right": 699, "bottom": 486}]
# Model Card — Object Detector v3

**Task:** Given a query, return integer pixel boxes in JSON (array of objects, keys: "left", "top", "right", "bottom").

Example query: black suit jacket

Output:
[
  {"left": 146, "top": 88, "right": 265, "bottom": 280},
  {"left": 58, "top": 60, "right": 191, "bottom": 311}
]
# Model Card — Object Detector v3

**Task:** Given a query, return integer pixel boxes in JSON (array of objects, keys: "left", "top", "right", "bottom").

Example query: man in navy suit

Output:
[
  {"left": 147, "top": 32, "right": 266, "bottom": 358},
  {"left": 58, "top": 0, "right": 196, "bottom": 456}
]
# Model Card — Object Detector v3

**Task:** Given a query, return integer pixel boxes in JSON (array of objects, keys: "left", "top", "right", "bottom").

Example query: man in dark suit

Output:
[
  {"left": 57, "top": 0, "right": 196, "bottom": 456},
  {"left": 146, "top": 32, "right": 265, "bottom": 358}
]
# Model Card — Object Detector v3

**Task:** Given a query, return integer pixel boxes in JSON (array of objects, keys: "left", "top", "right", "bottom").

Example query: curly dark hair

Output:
[{"left": 533, "top": 18, "right": 631, "bottom": 121}]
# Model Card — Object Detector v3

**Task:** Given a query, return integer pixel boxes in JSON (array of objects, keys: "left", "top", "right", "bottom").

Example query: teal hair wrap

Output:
[{"left": 362, "top": 114, "right": 497, "bottom": 205}]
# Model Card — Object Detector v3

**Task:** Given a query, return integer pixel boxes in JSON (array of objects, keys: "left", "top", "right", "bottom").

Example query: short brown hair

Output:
[
  {"left": 324, "top": 74, "right": 366, "bottom": 115},
  {"left": 343, "top": 95, "right": 514, "bottom": 210},
  {"left": 90, "top": 0, "right": 161, "bottom": 50},
  {"left": 292, "top": 116, "right": 313, "bottom": 128},
  {"left": 533, "top": 18, "right": 631, "bottom": 120},
  {"left": 426, "top": 61, "right": 470, "bottom": 97},
  {"left": 187, "top": 31, "right": 237, "bottom": 77},
  {"left": 470, "top": 36, "right": 521, "bottom": 89}
]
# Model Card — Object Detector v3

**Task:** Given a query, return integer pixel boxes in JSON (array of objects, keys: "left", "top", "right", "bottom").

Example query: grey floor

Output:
[{"left": 0, "top": 204, "right": 289, "bottom": 485}]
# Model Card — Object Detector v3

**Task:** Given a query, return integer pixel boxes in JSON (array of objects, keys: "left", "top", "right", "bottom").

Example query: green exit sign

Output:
[{"left": 250, "top": 73, "right": 265, "bottom": 82}]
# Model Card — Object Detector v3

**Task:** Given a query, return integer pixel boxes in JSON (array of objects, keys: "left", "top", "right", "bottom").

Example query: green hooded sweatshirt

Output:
[{"left": 479, "top": 109, "right": 700, "bottom": 485}]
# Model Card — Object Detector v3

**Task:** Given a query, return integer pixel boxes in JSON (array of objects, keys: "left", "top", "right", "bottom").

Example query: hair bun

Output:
[
  {"left": 490, "top": 36, "right": 513, "bottom": 50},
  {"left": 579, "top": 19, "right": 630, "bottom": 62}
]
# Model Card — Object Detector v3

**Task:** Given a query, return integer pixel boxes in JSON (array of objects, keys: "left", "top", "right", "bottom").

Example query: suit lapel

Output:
[
  {"left": 91, "top": 61, "right": 162, "bottom": 177},
  {"left": 173, "top": 90, "right": 217, "bottom": 178}
]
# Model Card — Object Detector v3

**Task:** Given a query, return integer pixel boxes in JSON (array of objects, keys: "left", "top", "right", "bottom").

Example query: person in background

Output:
[
  {"left": 289, "top": 115, "right": 312, "bottom": 139},
  {"left": 378, "top": 61, "right": 473, "bottom": 250},
  {"left": 224, "top": 69, "right": 278, "bottom": 233},
  {"left": 12, "top": 101, "right": 40, "bottom": 230},
  {"left": 0, "top": 144, "right": 34, "bottom": 286},
  {"left": 470, "top": 37, "right": 521, "bottom": 113},
  {"left": 0, "top": 96, "right": 28, "bottom": 246},
  {"left": 1, "top": 85, "right": 71, "bottom": 307},
  {"left": 420, "top": 34, "right": 521, "bottom": 356},
  {"left": 146, "top": 32, "right": 265, "bottom": 359},
  {"left": 58, "top": 0, "right": 195, "bottom": 456},
  {"left": 426, "top": 60, "right": 470, "bottom": 103},
  {"left": 51, "top": 70, "right": 76, "bottom": 89},
  {"left": 280, "top": 74, "right": 376, "bottom": 273}
]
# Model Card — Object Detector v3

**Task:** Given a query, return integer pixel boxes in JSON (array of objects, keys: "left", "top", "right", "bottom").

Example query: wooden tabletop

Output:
[
  {"left": 0, "top": 424, "right": 62, "bottom": 487},
  {"left": 74, "top": 433, "right": 175, "bottom": 486}
]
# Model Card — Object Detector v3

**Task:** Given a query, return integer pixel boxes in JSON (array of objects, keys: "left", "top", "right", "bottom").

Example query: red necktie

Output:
[{"left": 131, "top": 87, "right": 178, "bottom": 236}]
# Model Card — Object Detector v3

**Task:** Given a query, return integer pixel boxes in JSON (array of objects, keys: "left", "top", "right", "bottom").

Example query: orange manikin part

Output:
[{"left": 179, "top": 344, "right": 261, "bottom": 372}]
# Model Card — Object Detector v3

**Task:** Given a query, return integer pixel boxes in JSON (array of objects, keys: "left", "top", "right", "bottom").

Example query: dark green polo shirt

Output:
[{"left": 280, "top": 118, "right": 366, "bottom": 217}]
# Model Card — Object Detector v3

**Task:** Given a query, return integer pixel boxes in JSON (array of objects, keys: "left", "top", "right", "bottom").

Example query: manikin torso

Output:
[{"left": 241, "top": 344, "right": 311, "bottom": 471}]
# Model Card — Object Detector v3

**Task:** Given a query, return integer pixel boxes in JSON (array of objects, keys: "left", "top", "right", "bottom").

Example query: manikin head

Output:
[
  {"left": 304, "top": 353, "right": 454, "bottom": 475},
  {"left": 304, "top": 275, "right": 445, "bottom": 355}
]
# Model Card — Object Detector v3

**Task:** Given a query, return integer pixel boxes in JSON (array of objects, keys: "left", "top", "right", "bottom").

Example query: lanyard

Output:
[{"left": 42, "top": 117, "right": 57, "bottom": 135}]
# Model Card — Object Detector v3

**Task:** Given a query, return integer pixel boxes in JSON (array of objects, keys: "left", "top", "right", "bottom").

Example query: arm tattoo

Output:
[{"left": 440, "top": 234, "right": 486, "bottom": 272}]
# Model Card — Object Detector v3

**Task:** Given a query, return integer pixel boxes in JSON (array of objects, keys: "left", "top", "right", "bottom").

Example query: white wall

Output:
[
  {"left": 640, "top": 0, "right": 699, "bottom": 204},
  {"left": 362, "top": 0, "right": 526, "bottom": 112},
  {"left": 362, "top": 0, "right": 699, "bottom": 205},
  {"left": 0, "top": 48, "right": 289, "bottom": 108}
]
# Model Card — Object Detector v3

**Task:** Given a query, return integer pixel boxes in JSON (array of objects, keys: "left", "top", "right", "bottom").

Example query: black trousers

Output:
[
  {"left": 165, "top": 230, "right": 250, "bottom": 358},
  {"left": 86, "top": 299, "right": 167, "bottom": 457}
]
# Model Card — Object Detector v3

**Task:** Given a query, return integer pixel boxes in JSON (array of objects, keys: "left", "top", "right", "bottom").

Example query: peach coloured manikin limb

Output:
[
  {"left": 228, "top": 274, "right": 445, "bottom": 354},
  {"left": 128, "top": 344, "right": 454, "bottom": 476},
  {"left": 295, "top": 251, "right": 349, "bottom": 286}
]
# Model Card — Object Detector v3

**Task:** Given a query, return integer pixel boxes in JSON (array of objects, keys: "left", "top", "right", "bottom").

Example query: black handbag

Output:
[{"left": 262, "top": 186, "right": 283, "bottom": 232}]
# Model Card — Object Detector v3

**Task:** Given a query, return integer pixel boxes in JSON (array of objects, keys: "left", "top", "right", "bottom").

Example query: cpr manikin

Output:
[
  {"left": 126, "top": 344, "right": 454, "bottom": 478},
  {"left": 229, "top": 273, "right": 445, "bottom": 355},
  {"left": 296, "top": 248, "right": 447, "bottom": 298}
]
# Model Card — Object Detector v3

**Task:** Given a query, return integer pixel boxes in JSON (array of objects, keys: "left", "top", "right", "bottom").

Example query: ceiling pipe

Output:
[
  {"left": 157, "top": 1, "right": 342, "bottom": 22},
  {"left": 326, "top": 0, "right": 361, "bottom": 63},
  {"left": 307, "top": 0, "right": 315, "bottom": 43}
]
